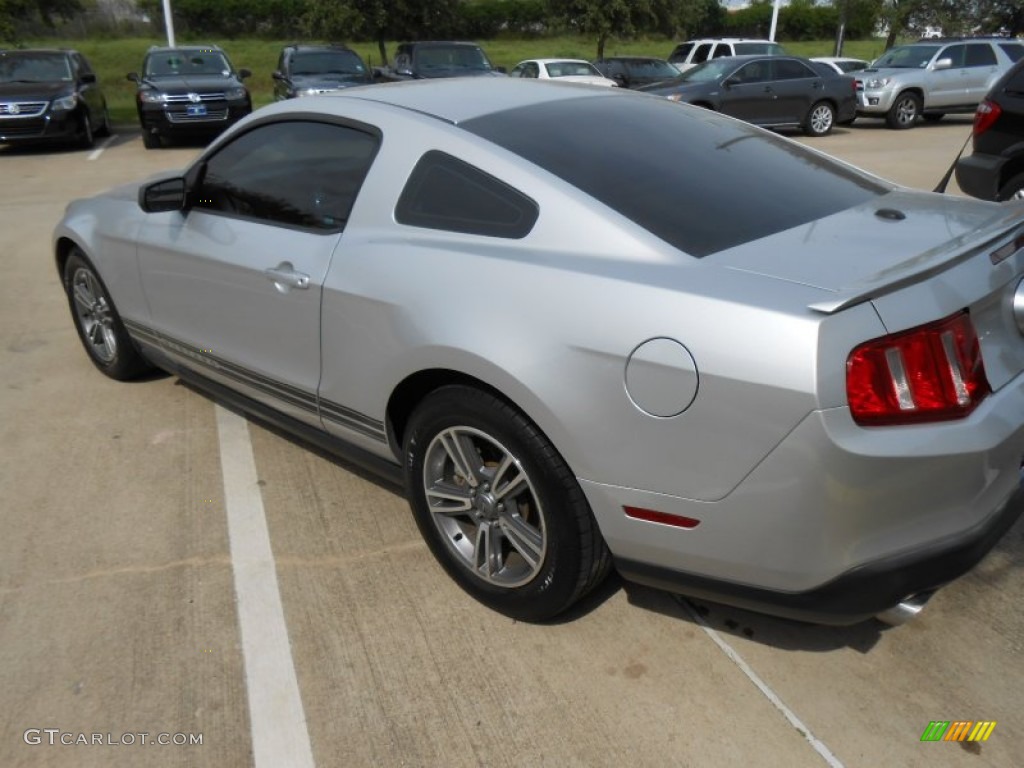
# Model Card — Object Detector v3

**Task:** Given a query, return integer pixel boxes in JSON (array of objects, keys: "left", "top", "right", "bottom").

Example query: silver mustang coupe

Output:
[{"left": 55, "top": 79, "right": 1024, "bottom": 625}]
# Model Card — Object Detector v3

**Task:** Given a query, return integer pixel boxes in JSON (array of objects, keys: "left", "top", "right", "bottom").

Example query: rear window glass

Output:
[
  {"left": 1000, "top": 44, "right": 1024, "bottom": 63},
  {"left": 463, "top": 95, "right": 886, "bottom": 257},
  {"left": 396, "top": 151, "right": 538, "bottom": 239}
]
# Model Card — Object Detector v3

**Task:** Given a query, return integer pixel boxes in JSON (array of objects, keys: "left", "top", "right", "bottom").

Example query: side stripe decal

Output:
[{"left": 124, "top": 319, "right": 387, "bottom": 442}]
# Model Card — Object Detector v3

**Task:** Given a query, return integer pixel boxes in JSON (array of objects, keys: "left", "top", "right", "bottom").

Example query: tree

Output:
[
  {"left": 547, "top": 0, "right": 652, "bottom": 59},
  {"left": 648, "top": 0, "right": 712, "bottom": 41}
]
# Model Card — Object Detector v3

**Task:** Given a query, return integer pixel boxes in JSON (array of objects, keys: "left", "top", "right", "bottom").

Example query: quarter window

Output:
[
  {"left": 999, "top": 44, "right": 1024, "bottom": 63},
  {"left": 395, "top": 151, "right": 538, "bottom": 239},
  {"left": 193, "top": 120, "right": 379, "bottom": 232}
]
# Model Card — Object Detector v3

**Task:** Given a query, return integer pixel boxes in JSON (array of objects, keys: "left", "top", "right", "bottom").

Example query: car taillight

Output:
[
  {"left": 973, "top": 100, "right": 1001, "bottom": 136},
  {"left": 846, "top": 312, "right": 990, "bottom": 426}
]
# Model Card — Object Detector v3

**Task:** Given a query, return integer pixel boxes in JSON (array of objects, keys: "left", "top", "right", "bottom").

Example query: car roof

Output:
[
  {"left": 401, "top": 41, "right": 484, "bottom": 48},
  {"left": 314, "top": 78, "right": 619, "bottom": 124},
  {"left": 597, "top": 56, "right": 670, "bottom": 62},
  {"left": 0, "top": 48, "right": 75, "bottom": 55},
  {"left": 679, "top": 38, "right": 774, "bottom": 44}
]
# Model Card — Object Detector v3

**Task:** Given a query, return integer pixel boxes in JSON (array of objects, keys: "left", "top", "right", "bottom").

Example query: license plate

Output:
[{"left": 186, "top": 104, "right": 207, "bottom": 117}]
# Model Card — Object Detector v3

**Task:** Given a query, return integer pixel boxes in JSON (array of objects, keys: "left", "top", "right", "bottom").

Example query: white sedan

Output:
[
  {"left": 509, "top": 58, "right": 618, "bottom": 86},
  {"left": 811, "top": 56, "right": 869, "bottom": 74}
]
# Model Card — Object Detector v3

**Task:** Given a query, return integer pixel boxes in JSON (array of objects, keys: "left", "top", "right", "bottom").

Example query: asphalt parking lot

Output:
[{"left": 2, "top": 115, "right": 1022, "bottom": 768}]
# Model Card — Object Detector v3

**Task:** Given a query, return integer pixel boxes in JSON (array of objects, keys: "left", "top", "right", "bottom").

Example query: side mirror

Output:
[
  {"left": 612, "top": 73, "right": 627, "bottom": 85},
  {"left": 81, "top": 73, "right": 97, "bottom": 84},
  {"left": 238, "top": 68, "right": 252, "bottom": 79},
  {"left": 139, "top": 177, "right": 187, "bottom": 213},
  {"left": 271, "top": 70, "right": 283, "bottom": 81},
  {"left": 723, "top": 76, "right": 740, "bottom": 88},
  {"left": 127, "top": 72, "right": 140, "bottom": 83},
  {"left": 932, "top": 58, "right": 952, "bottom": 71},
  {"left": 494, "top": 66, "right": 507, "bottom": 74}
]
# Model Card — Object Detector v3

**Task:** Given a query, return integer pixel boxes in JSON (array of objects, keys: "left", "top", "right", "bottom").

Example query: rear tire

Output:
[
  {"left": 922, "top": 113, "right": 945, "bottom": 123},
  {"left": 404, "top": 385, "right": 611, "bottom": 622},
  {"left": 886, "top": 92, "right": 921, "bottom": 129},
  {"left": 998, "top": 172, "right": 1024, "bottom": 202},
  {"left": 803, "top": 101, "right": 835, "bottom": 137},
  {"left": 64, "top": 249, "right": 152, "bottom": 380}
]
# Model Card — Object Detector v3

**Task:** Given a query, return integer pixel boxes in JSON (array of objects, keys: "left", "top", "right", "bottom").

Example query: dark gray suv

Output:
[{"left": 272, "top": 44, "right": 372, "bottom": 100}]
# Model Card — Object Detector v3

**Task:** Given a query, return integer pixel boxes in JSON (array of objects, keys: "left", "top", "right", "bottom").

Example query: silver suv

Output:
[
  {"left": 668, "top": 38, "right": 784, "bottom": 73},
  {"left": 856, "top": 38, "right": 1024, "bottom": 129}
]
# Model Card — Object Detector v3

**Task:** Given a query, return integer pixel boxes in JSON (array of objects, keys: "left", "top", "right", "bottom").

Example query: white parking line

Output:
[
  {"left": 216, "top": 405, "right": 316, "bottom": 768},
  {"left": 681, "top": 600, "right": 845, "bottom": 768},
  {"left": 86, "top": 136, "right": 114, "bottom": 161}
]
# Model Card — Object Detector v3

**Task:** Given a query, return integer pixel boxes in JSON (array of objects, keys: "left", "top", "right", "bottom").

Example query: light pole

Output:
[
  {"left": 769, "top": 0, "right": 781, "bottom": 41},
  {"left": 161, "top": 0, "right": 176, "bottom": 47}
]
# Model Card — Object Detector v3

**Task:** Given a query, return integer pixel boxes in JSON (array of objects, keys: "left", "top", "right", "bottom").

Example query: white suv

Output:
[
  {"left": 668, "top": 38, "right": 785, "bottom": 72},
  {"left": 856, "top": 38, "right": 1024, "bottom": 129}
]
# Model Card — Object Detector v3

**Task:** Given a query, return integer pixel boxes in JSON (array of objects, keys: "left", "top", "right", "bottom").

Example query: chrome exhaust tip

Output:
[{"left": 876, "top": 590, "right": 936, "bottom": 626}]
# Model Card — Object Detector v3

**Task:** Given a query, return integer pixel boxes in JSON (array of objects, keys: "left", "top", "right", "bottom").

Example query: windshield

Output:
[
  {"left": 291, "top": 51, "right": 365, "bottom": 76},
  {"left": 414, "top": 46, "right": 491, "bottom": 73},
  {"left": 547, "top": 61, "right": 602, "bottom": 78},
  {"left": 678, "top": 58, "right": 739, "bottom": 83},
  {"left": 871, "top": 45, "right": 940, "bottom": 69},
  {"left": 145, "top": 51, "right": 232, "bottom": 77},
  {"left": 0, "top": 52, "right": 71, "bottom": 83},
  {"left": 628, "top": 59, "right": 682, "bottom": 78},
  {"left": 734, "top": 43, "right": 784, "bottom": 55}
]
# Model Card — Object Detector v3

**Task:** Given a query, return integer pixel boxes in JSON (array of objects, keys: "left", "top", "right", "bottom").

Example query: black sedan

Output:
[{"left": 641, "top": 55, "right": 857, "bottom": 136}]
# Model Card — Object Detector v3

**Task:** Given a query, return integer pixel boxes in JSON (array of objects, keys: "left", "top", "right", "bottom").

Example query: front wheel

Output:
[
  {"left": 78, "top": 111, "right": 95, "bottom": 148},
  {"left": 886, "top": 92, "right": 921, "bottom": 129},
  {"left": 64, "top": 249, "right": 152, "bottom": 380},
  {"left": 804, "top": 101, "right": 835, "bottom": 137},
  {"left": 998, "top": 172, "right": 1024, "bottom": 202},
  {"left": 404, "top": 386, "right": 611, "bottom": 622},
  {"left": 142, "top": 130, "right": 161, "bottom": 149}
]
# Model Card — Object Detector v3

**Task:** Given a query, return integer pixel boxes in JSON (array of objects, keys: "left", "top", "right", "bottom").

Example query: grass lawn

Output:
[{"left": 22, "top": 35, "right": 898, "bottom": 125}]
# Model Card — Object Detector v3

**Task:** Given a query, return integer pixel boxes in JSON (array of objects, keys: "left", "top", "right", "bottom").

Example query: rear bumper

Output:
[
  {"left": 955, "top": 152, "right": 1007, "bottom": 201},
  {"left": 615, "top": 480, "right": 1023, "bottom": 624}
]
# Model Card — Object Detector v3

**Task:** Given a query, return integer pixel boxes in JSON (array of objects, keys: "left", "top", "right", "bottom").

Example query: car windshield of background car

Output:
[
  {"left": 634, "top": 59, "right": 682, "bottom": 78},
  {"left": 292, "top": 52, "right": 365, "bottom": 77},
  {"left": 0, "top": 53, "right": 72, "bottom": 83},
  {"left": 464, "top": 95, "right": 887, "bottom": 257},
  {"left": 415, "top": 47, "right": 490, "bottom": 73},
  {"left": 679, "top": 59, "right": 736, "bottom": 83},
  {"left": 872, "top": 45, "right": 940, "bottom": 69},
  {"left": 146, "top": 52, "right": 232, "bottom": 77}
]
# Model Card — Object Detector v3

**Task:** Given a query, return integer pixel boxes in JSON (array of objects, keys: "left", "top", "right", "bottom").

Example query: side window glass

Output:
[
  {"left": 510, "top": 64, "right": 525, "bottom": 77},
  {"left": 736, "top": 62, "right": 769, "bottom": 83},
  {"left": 965, "top": 45, "right": 996, "bottom": 68},
  {"left": 396, "top": 151, "right": 538, "bottom": 239},
  {"left": 693, "top": 44, "right": 712, "bottom": 64},
  {"left": 75, "top": 54, "right": 93, "bottom": 76},
  {"left": 526, "top": 63, "right": 539, "bottom": 78},
  {"left": 711, "top": 45, "right": 731, "bottom": 60},
  {"left": 194, "top": 121, "right": 379, "bottom": 232},
  {"left": 774, "top": 60, "right": 815, "bottom": 80},
  {"left": 940, "top": 45, "right": 966, "bottom": 68}
]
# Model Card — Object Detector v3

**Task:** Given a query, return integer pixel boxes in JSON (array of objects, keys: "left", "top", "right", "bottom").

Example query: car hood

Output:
[
  {"left": 141, "top": 75, "right": 243, "bottom": 92},
  {"left": 712, "top": 189, "right": 1022, "bottom": 311},
  {"left": 642, "top": 80, "right": 714, "bottom": 96},
  {"left": 288, "top": 74, "right": 367, "bottom": 90},
  {"left": 0, "top": 81, "right": 72, "bottom": 99},
  {"left": 857, "top": 67, "right": 910, "bottom": 80}
]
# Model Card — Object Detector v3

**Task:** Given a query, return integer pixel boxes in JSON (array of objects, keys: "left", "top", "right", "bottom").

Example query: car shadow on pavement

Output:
[{"left": 621, "top": 581, "right": 887, "bottom": 654}]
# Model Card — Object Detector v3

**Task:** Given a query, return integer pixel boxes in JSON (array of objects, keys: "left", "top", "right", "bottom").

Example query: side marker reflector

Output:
[{"left": 624, "top": 506, "right": 701, "bottom": 529}]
